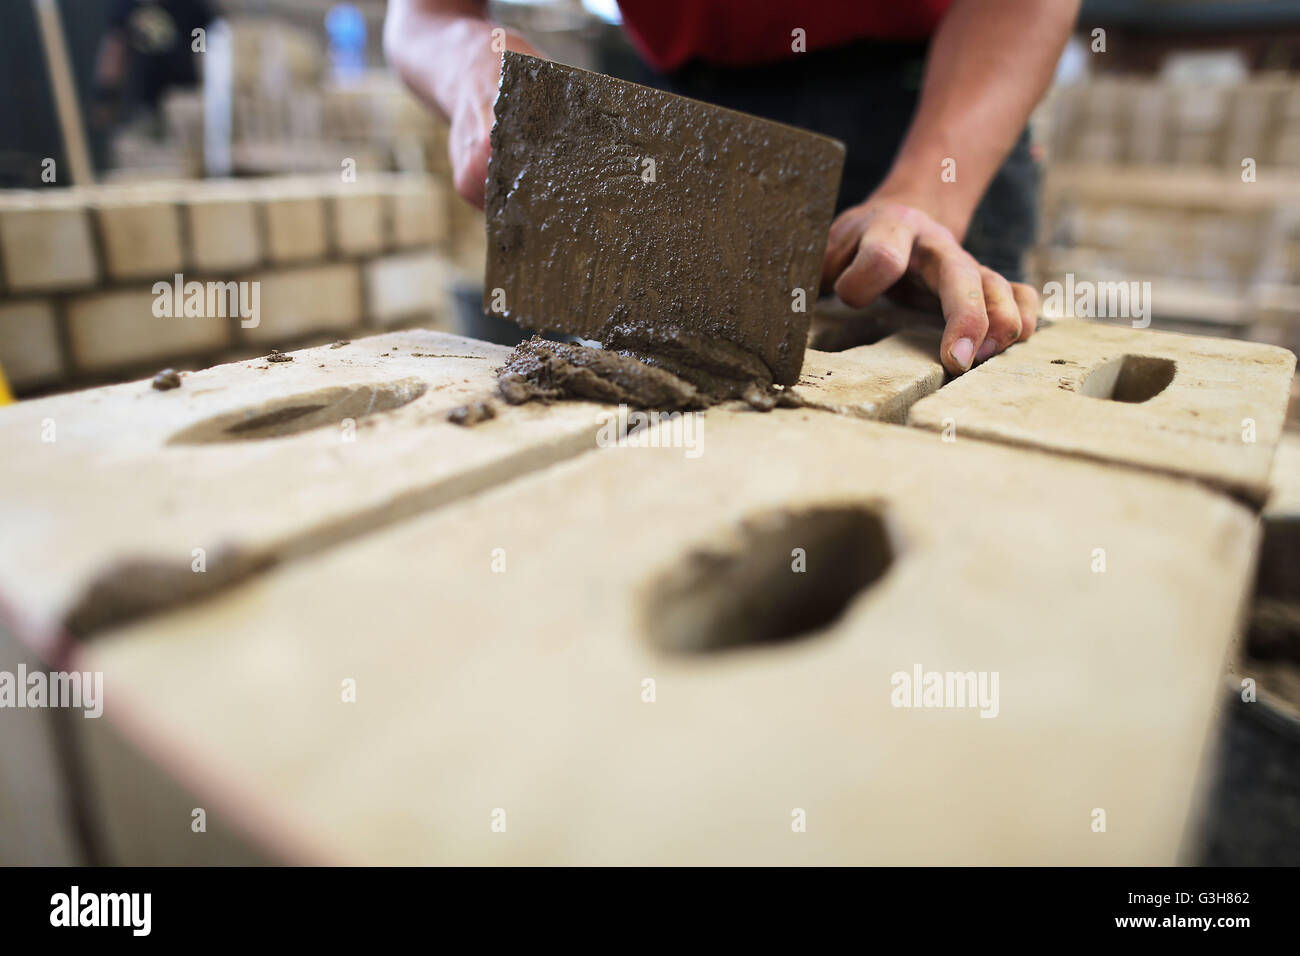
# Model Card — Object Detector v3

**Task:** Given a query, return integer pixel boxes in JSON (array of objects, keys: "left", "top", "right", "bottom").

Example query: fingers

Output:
[
  {"left": 451, "top": 133, "right": 490, "bottom": 210},
  {"left": 826, "top": 195, "right": 1050, "bottom": 375},
  {"left": 910, "top": 228, "right": 987, "bottom": 375},
  {"left": 821, "top": 208, "right": 867, "bottom": 290},
  {"left": 977, "top": 268, "right": 1022, "bottom": 361},
  {"left": 832, "top": 211, "right": 919, "bottom": 307},
  {"left": 1011, "top": 282, "right": 1040, "bottom": 341},
  {"left": 450, "top": 88, "right": 496, "bottom": 210}
]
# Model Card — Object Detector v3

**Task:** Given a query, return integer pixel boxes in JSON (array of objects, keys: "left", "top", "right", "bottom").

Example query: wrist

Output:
[{"left": 870, "top": 169, "right": 977, "bottom": 242}]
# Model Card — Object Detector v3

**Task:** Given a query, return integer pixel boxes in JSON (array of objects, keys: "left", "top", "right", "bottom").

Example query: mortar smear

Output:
[{"left": 497, "top": 331, "right": 807, "bottom": 412}]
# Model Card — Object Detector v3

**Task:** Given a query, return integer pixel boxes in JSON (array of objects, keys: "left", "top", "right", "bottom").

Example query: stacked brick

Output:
[
  {"left": 115, "top": 48, "right": 448, "bottom": 181},
  {"left": 1036, "top": 164, "right": 1300, "bottom": 350},
  {"left": 1048, "top": 76, "right": 1300, "bottom": 170},
  {"left": 0, "top": 314, "right": 1293, "bottom": 864},
  {"left": 0, "top": 174, "right": 476, "bottom": 395}
]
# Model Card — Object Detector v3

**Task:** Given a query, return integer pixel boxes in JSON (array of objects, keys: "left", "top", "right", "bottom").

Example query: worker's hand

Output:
[
  {"left": 384, "top": 5, "right": 541, "bottom": 209},
  {"left": 821, "top": 196, "right": 1039, "bottom": 376},
  {"left": 442, "top": 28, "right": 542, "bottom": 209}
]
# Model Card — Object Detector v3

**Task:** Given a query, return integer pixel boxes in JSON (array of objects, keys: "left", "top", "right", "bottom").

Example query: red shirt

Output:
[{"left": 616, "top": 0, "right": 952, "bottom": 72}]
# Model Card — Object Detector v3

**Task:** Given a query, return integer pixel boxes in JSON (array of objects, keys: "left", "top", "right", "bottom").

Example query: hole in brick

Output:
[
  {"left": 168, "top": 378, "right": 427, "bottom": 444},
  {"left": 644, "top": 504, "right": 894, "bottom": 653},
  {"left": 1079, "top": 355, "right": 1175, "bottom": 403}
]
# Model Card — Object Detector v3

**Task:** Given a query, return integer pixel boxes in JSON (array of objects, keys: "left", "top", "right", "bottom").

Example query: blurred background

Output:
[{"left": 2, "top": 0, "right": 1300, "bottom": 400}]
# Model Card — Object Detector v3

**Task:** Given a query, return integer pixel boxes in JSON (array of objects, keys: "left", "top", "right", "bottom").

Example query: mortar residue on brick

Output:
[{"left": 497, "top": 335, "right": 808, "bottom": 412}]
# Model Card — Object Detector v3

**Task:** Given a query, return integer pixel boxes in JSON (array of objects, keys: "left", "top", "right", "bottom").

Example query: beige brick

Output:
[
  {"left": 0, "top": 332, "right": 610, "bottom": 659},
  {"left": 447, "top": 195, "right": 486, "bottom": 281},
  {"left": 93, "top": 198, "right": 184, "bottom": 281},
  {"left": 71, "top": 409, "right": 1256, "bottom": 864},
  {"left": 261, "top": 194, "right": 329, "bottom": 264},
  {"left": 908, "top": 320, "right": 1297, "bottom": 503},
  {"left": 0, "top": 300, "right": 63, "bottom": 389},
  {"left": 184, "top": 195, "right": 262, "bottom": 272},
  {"left": 0, "top": 328, "right": 943, "bottom": 662},
  {"left": 363, "top": 250, "right": 450, "bottom": 326},
  {"left": 796, "top": 330, "right": 943, "bottom": 422},
  {"left": 66, "top": 286, "right": 231, "bottom": 372},
  {"left": 0, "top": 198, "right": 98, "bottom": 292},
  {"left": 330, "top": 189, "right": 386, "bottom": 256},
  {"left": 387, "top": 177, "right": 446, "bottom": 247},
  {"left": 242, "top": 263, "right": 362, "bottom": 343}
]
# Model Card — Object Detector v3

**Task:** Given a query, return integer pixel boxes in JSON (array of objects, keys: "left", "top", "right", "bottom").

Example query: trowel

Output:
[{"left": 484, "top": 52, "right": 845, "bottom": 388}]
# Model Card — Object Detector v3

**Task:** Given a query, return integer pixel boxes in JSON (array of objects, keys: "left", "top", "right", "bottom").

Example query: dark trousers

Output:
[{"left": 613, "top": 38, "right": 1038, "bottom": 283}]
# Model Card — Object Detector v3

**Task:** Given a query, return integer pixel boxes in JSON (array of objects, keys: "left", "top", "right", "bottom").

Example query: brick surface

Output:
[
  {"left": 387, "top": 177, "right": 446, "bottom": 248},
  {"left": 0, "top": 198, "right": 99, "bottom": 292},
  {"left": 261, "top": 193, "right": 329, "bottom": 264},
  {"left": 797, "top": 330, "right": 943, "bottom": 423},
  {"left": 71, "top": 408, "right": 1256, "bottom": 864},
  {"left": 908, "top": 320, "right": 1297, "bottom": 502},
  {"left": 242, "top": 263, "right": 363, "bottom": 343},
  {"left": 183, "top": 194, "right": 263, "bottom": 273},
  {"left": 0, "top": 326, "right": 959, "bottom": 664},
  {"left": 93, "top": 197, "right": 185, "bottom": 281},
  {"left": 0, "top": 331, "right": 612, "bottom": 659},
  {"left": 330, "top": 188, "right": 386, "bottom": 256},
  {"left": 0, "top": 300, "right": 63, "bottom": 389},
  {"left": 363, "top": 251, "right": 449, "bottom": 326},
  {"left": 66, "top": 287, "right": 231, "bottom": 372}
]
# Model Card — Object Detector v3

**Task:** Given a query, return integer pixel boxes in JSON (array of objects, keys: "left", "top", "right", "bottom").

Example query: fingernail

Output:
[
  {"left": 975, "top": 337, "right": 998, "bottom": 363},
  {"left": 952, "top": 337, "right": 975, "bottom": 370}
]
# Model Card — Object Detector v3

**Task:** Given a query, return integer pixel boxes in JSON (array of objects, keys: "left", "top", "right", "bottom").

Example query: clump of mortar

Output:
[{"left": 497, "top": 318, "right": 807, "bottom": 412}]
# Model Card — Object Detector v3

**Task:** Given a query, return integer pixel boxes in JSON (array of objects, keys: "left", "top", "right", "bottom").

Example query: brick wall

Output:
[{"left": 0, "top": 173, "right": 484, "bottom": 395}]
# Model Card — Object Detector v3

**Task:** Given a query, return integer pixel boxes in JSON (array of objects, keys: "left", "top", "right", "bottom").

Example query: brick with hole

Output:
[
  {"left": 0, "top": 331, "right": 614, "bottom": 663},
  {"left": 908, "top": 319, "right": 1296, "bottom": 503},
  {"left": 66, "top": 407, "right": 1256, "bottom": 864},
  {"left": 0, "top": 329, "right": 942, "bottom": 665},
  {"left": 0, "top": 196, "right": 99, "bottom": 292}
]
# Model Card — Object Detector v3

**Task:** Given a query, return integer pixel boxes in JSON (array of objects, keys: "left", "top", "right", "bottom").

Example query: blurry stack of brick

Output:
[
  {"left": 0, "top": 173, "right": 480, "bottom": 395},
  {"left": 110, "top": 19, "right": 440, "bottom": 180},
  {"left": 1034, "top": 74, "right": 1300, "bottom": 354}
]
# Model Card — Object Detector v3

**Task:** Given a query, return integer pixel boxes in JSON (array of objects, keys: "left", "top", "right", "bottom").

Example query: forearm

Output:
[
  {"left": 876, "top": 0, "right": 1079, "bottom": 239},
  {"left": 383, "top": 0, "right": 494, "bottom": 119}
]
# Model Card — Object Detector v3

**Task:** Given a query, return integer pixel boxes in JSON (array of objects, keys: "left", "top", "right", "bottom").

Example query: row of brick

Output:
[
  {"left": 0, "top": 251, "right": 454, "bottom": 390},
  {"left": 1048, "top": 76, "right": 1300, "bottom": 169},
  {"left": 1035, "top": 164, "right": 1300, "bottom": 349},
  {"left": 0, "top": 174, "right": 448, "bottom": 295}
]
